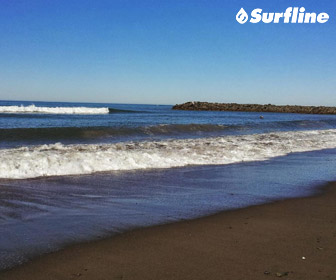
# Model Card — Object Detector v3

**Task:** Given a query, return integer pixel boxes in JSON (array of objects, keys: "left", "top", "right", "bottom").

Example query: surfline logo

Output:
[{"left": 236, "top": 7, "right": 329, "bottom": 24}]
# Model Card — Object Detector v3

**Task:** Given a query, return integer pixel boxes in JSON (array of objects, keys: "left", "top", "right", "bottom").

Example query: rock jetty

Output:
[{"left": 172, "top": 102, "right": 336, "bottom": 115}]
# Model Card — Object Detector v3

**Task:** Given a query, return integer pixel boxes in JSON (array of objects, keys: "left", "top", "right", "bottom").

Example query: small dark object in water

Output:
[{"left": 260, "top": 116, "right": 264, "bottom": 119}]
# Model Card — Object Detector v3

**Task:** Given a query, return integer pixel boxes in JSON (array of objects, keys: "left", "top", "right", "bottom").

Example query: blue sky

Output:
[{"left": 0, "top": 0, "right": 335, "bottom": 105}]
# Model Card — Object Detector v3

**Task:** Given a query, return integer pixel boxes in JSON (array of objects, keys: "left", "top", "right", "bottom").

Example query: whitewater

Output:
[
  {"left": 1, "top": 129, "right": 336, "bottom": 179},
  {"left": 0, "top": 105, "right": 109, "bottom": 114}
]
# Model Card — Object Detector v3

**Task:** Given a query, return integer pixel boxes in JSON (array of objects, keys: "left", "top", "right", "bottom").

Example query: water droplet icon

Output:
[{"left": 236, "top": 8, "right": 248, "bottom": 24}]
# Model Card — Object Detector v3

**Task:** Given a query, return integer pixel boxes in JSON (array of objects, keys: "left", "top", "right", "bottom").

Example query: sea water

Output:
[{"left": 0, "top": 100, "right": 335, "bottom": 269}]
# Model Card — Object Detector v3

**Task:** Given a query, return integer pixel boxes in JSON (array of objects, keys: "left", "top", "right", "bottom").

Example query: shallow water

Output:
[{"left": 0, "top": 148, "right": 335, "bottom": 270}]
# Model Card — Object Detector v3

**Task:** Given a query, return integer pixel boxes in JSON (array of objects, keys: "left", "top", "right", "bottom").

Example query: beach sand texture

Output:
[{"left": 1, "top": 182, "right": 335, "bottom": 280}]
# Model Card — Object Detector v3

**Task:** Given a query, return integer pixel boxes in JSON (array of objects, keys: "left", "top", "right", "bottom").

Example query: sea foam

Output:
[
  {"left": 1, "top": 129, "right": 336, "bottom": 179},
  {"left": 0, "top": 105, "right": 109, "bottom": 114}
]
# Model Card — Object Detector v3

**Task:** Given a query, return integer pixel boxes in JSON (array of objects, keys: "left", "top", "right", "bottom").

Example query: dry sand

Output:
[{"left": 1, "top": 182, "right": 335, "bottom": 280}]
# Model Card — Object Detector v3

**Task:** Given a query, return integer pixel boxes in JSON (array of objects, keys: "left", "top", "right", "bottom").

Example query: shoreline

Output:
[
  {"left": 173, "top": 101, "right": 336, "bottom": 114},
  {"left": 1, "top": 181, "right": 335, "bottom": 279}
]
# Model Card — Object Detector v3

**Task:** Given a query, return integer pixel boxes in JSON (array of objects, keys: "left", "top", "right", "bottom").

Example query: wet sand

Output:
[{"left": 1, "top": 182, "right": 335, "bottom": 280}]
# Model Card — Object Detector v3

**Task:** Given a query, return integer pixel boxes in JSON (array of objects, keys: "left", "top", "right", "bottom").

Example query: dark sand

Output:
[{"left": 1, "top": 182, "right": 336, "bottom": 280}]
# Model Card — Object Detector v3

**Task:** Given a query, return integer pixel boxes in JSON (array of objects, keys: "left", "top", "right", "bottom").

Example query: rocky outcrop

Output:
[{"left": 172, "top": 102, "right": 336, "bottom": 115}]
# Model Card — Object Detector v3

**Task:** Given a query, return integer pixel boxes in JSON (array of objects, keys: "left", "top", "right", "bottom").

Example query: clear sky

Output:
[{"left": 0, "top": 0, "right": 335, "bottom": 105}]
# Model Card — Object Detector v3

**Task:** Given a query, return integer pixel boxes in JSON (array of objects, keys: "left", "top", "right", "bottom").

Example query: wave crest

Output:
[{"left": 1, "top": 120, "right": 336, "bottom": 144}]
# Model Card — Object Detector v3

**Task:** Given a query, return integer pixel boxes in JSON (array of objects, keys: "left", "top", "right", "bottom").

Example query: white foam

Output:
[
  {"left": 0, "top": 105, "right": 109, "bottom": 114},
  {"left": 1, "top": 129, "right": 336, "bottom": 179}
]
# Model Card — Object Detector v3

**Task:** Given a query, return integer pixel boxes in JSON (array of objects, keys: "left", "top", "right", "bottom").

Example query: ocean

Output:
[{"left": 0, "top": 100, "right": 336, "bottom": 270}]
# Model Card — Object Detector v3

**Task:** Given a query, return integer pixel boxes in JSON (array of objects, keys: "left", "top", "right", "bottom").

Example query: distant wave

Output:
[
  {"left": 1, "top": 129, "right": 336, "bottom": 179},
  {"left": 0, "top": 105, "right": 109, "bottom": 114},
  {"left": 108, "top": 108, "right": 147, "bottom": 113}
]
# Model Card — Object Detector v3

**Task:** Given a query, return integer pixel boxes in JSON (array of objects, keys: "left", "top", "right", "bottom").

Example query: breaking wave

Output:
[
  {"left": 1, "top": 129, "right": 335, "bottom": 179},
  {"left": 0, "top": 105, "right": 109, "bottom": 114}
]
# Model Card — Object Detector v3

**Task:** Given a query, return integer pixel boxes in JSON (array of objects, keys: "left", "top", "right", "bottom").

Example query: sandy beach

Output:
[{"left": 1, "top": 182, "right": 335, "bottom": 280}]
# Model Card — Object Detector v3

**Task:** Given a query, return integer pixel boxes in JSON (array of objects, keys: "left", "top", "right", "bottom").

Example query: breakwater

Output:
[{"left": 172, "top": 102, "right": 336, "bottom": 114}]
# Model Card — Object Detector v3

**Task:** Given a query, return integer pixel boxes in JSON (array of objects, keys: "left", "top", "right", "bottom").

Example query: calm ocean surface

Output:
[{"left": 0, "top": 100, "right": 336, "bottom": 269}]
